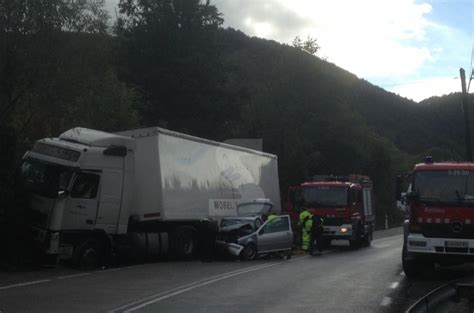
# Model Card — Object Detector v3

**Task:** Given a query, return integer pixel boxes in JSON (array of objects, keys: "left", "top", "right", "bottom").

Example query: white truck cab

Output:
[{"left": 21, "top": 128, "right": 135, "bottom": 263}]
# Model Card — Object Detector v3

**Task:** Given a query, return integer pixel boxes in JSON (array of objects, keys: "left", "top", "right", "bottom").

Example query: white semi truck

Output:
[{"left": 19, "top": 127, "right": 280, "bottom": 267}]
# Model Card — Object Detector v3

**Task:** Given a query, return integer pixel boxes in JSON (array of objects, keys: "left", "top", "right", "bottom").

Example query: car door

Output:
[{"left": 257, "top": 215, "right": 293, "bottom": 252}]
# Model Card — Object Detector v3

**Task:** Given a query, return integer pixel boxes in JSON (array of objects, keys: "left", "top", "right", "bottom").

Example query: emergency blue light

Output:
[{"left": 425, "top": 155, "right": 433, "bottom": 163}]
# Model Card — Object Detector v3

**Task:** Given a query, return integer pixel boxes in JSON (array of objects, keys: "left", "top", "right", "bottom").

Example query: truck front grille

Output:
[
  {"left": 323, "top": 217, "right": 345, "bottom": 226},
  {"left": 422, "top": 224, "right": 474, "bottom": 239}
]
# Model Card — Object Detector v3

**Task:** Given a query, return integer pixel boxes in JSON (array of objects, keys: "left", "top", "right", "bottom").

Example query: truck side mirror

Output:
[
  {"left": 405, "top": 191, "right": 419, "bottom": 203},
  {"left": 395, "top": 175, "right": 402, "bottom": 201},
  {"left": 57, "top": 189, "right": 69, "bottom": 197}
]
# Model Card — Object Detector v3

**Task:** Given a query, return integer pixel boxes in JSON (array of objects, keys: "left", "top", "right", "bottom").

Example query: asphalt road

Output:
[{"left": 0, "top": 229, "right": 471, "bottom": 313}]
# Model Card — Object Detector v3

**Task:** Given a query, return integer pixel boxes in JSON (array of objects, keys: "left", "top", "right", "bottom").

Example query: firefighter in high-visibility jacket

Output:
[
  {"left": 267, "top": 214, "right": 280, "bottom": 224},
  {"left": 299, "top": 208, "right": 313, "bottom": 251}
]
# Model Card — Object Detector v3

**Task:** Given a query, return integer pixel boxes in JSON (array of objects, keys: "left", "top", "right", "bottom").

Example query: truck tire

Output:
[
  {"left": 73, "top": 240, "right": 104, "bottom": 270},
  {"left": 349, "top": 225, "right": 362, "bottom": 249},
  {"left": 172, "top": 226, "right": 197, "bottom": 259},
  {"left": 240, "top": 243, "right": 257, "bottom": 261},
  {"left": 402, "top": 243, "right": 424, "bottom": 278},
  {"left": 362, "top": 226, "right": 373, "bottom": 247}
]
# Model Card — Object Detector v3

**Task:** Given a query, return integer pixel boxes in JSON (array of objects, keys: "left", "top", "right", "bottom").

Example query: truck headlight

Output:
[{"left": 340, "top": 227, "right": 348, "bottom": 233}]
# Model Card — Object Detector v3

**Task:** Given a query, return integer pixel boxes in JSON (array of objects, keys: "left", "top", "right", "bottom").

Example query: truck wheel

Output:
[
  {"left": 240, "top": 243, "right": 257, "bottom": 261},
  {"left": 349, "top": 226, "right": 362, "bottom": 249},
  {"left": 172, "top": 227, "right": 197, "bottom": 259},
  {"left": 73, "top": 240, "right": 103, "bottom": 270},
  {"left": 362, "top": 227, "right": 373, "bottom": 247}
]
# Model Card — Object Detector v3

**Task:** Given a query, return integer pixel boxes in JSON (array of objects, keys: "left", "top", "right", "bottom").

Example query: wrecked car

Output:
[{"left": 216, "top": 201, "right": 293, "bottom": 260}]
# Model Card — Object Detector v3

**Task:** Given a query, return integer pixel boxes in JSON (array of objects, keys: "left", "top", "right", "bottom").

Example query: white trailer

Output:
[{"left": 20, "top": 127, "right": 280, "bottom": 266}]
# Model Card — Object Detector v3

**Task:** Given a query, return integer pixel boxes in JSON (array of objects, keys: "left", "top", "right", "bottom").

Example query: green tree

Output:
[{"left": 292, "top": 35, "right": 320, "bottom": 56}]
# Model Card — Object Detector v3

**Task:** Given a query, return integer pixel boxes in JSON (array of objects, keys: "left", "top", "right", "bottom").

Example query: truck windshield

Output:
[
  {"left": 19, "top": 158, "right": 74, "bottom": 198},
  {"left": 414, "top": 170, "right": 474, "bottom": 204},
  {"left": 297, "top": 186, "right": 348, "bottom": 208}
]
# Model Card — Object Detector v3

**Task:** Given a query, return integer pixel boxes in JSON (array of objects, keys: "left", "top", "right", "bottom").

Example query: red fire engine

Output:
[
  {"left": 288, "top": 175, "right": 375, "bottom": 248},
  {"left": 399, "top": 157, "right": 474, "bottom": 277}
]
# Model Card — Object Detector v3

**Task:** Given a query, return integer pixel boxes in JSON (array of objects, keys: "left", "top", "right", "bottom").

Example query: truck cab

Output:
[
  {"left": 400, "top": 158, "right": 474, "bottom": 277},
  {"left": 18, "top": 128, "right": 134, "bottom": 265},
  {"left": 288, "top": 175, "right": 375, "bottom": 248}
]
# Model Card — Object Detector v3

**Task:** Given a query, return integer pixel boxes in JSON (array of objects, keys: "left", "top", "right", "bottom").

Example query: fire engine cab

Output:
[
  {"left": 399, "top": 157, "right": 474, "bottom": 277},
  {"left": 288, "top": 175, "right": 375, "bottom": 248}
]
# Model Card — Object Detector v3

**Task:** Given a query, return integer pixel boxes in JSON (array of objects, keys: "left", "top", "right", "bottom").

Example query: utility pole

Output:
[{"left": 460, "top": 68, "right": 472, "bottom": 161}]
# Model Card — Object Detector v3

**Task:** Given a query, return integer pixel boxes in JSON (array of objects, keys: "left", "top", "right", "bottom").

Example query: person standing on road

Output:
[
  {"left": 310, "top": 215, "right": 324, "bottom": 255},
  {"left": 198, "top": 218, "right": 219, "bottom": 262},
  {"left": 299, "top": 207, "right": 313, "bottom": 252}
]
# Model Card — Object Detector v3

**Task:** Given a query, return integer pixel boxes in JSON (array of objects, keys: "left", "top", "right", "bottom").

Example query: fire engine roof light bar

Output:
[
  {"left": 310, "top": 174, "right": 371, "bottom": 183},
  {"left": 425, "top": 155, "right": 433, "bottom": 163}
]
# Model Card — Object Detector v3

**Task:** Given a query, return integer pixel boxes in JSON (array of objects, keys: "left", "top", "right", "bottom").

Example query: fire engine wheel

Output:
[
  {"left": 172, "top": 227, "right": 197, "bottom": 260},
  {"left": 402, "top": 243, "right": 431, "bottom": 278},
  {"left": 362, "top": 228, "right": 373, "bottom": 247},
  {"left": 240, "top": 243, "right": 257, "bottom": 261},
  {"left": 349, "top": 226, "right": 362, "bottom": 249}
]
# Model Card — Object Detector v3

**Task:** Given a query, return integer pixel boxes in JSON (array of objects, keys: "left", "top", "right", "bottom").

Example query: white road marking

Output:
[
  {"left": 0, "top": 279, "right": 51, "bottom": 291},
  {"left": 380, "top": 296, "right": 392, "bottom": 307},
  {"left": 372, "top": 244, "right": 391, "bottom": 249},
  {"left": 57, "top": 273, "right": 91, "bottom": 280},
  {"left": 96, "top": 268, "right": 122, "bottom": 273},
  {"left": 110, "top": 262, "right": 289, "bottom": 313},
  {"left": 109, "top": 263, "right": 279, "bottom": 313},
  {"left": 123, "top": 263, "right": 280, "bottom": 313},
  {"left": 389, "top": 282, "right": 399, "bottom": 289}
]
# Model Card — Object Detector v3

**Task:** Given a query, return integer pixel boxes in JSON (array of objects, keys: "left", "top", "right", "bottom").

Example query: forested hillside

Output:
[{"left": 1, "top": 0, "right": 472, "bottom": 227}]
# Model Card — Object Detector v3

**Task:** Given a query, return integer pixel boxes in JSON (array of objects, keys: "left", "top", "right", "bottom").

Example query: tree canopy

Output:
[{"left": 1, "top": 0, "right": 471, "bottom": 229}]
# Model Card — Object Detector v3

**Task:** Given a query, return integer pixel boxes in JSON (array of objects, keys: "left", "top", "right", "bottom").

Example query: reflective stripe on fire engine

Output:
[{"left": 415, "top": 217, "right": 474, "bottom": 224}]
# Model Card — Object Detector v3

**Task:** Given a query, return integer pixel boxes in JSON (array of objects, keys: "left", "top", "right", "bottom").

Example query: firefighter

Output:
[
  {"left": 267, "top": 213, "right": 280, "bottom": 224},
  {"left": 310, "top": 215, "right": 325, "bottom": 255},
  {"left": 299, "top": 207, "right": 313, "bottom": 252}
]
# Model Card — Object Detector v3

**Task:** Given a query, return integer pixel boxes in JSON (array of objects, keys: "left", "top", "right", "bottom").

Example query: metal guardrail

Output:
[{"left": 407, "top": 276, "right": 474, "bottom": 313}]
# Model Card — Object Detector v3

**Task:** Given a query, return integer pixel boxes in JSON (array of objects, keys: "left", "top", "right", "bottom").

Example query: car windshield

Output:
[
  {"left": 19, "top": 158, "right": 74, "bottom": 198},
  {"left": 296, "top": 186, "right": 348, "bottom": 208},
  {"left": 414, "top": 170, "right": 474, "bottom": 204},
  {"left": 237, "top": 203, "right": 272, "bottom": 216}
]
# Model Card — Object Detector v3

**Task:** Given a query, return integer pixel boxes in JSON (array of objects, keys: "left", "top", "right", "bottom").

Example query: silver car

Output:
[{"left": 217, "top": 214, "right": 294, "bottom": 260}]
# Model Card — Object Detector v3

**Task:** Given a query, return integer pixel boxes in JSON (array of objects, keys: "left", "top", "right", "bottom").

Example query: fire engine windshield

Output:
[
  {"left": 296, "top": 186, "right": 348, "bottom": 208},
  {"left": 19, "top": 157, "right": 74, "bottom": 198},
  {"left": 414, "top": 170, "right": 474, "bottom": 204}
]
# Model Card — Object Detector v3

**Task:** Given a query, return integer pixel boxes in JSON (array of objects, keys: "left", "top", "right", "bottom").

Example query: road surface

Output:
[{"left": 0, "top": 229, "right": 471, "bottom": 313}]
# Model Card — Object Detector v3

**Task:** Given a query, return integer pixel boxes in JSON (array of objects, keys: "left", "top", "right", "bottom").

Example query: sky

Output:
[{"left": 106, "top": 0, "right": 473, "bottom": 102}]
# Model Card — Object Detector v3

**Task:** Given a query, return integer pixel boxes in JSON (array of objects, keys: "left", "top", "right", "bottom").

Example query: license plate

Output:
[{"left": 445, "top": 241, "right": 468, "bottom": 248}]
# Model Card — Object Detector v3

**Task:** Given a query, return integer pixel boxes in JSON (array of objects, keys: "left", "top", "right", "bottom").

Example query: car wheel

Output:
[{"left": 240, "top": 243, "right": 257, "bottom": 261}]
